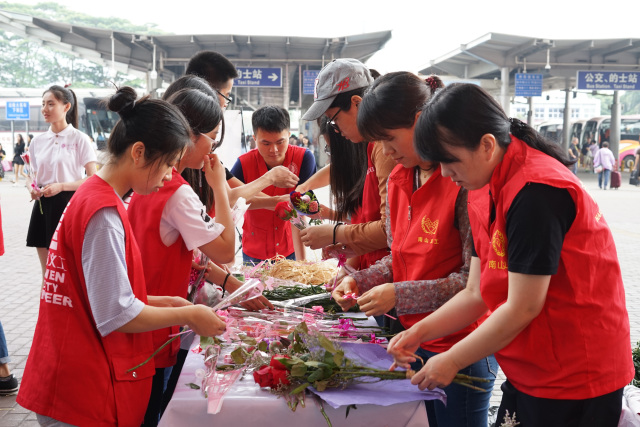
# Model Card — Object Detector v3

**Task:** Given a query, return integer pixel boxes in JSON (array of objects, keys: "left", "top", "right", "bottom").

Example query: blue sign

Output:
[
  {"left": 302, "top": 70, "right": 320, "bottom": 95},
  {"left": 235, "top": 67, "right": 282, "bottom": 87},
  {"left": 6, "top": 101, "right": 29, "bottom": 120},
  {"left": 515, "top": 73, "right": 543, "bottom": 97},
  {"left": 577, "top": 71, "right": 640, "bottom": 91}
]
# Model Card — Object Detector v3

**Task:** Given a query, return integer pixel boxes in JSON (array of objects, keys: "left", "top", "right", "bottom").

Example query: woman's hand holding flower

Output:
[
  {"left": 358, "top": 283, "right": 396, "bottom": 317},
  {"left": 299, "top": 223, "right": 333, "bottom": 249},
  {"left": 332, "top": 276, "right": 360, "bottom": 311}
]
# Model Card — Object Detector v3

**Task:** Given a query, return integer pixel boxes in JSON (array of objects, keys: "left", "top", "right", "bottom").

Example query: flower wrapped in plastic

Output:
[
  {"left": 20, "top": 152, "right": 43, "bottom": 214},
  {"left": 275, "top": 201, "right": 307, "bottom": 230}
]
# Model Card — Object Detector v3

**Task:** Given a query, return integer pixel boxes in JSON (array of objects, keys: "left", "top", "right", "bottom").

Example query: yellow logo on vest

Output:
[
  {"left": 491, "top": 230, "right": 506, "bottom": 257},
  {"left": 418, "top": 217, "right": 439, "bottom": 244},
  {"left": 421, "top": 217, "right": 438, "bottom": 235}
]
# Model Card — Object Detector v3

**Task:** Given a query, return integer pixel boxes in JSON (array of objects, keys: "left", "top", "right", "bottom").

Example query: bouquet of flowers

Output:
[
  {"left": 20, "top": 152, "right": 42, "bottom": 214},
  {"left": 289, "top": 190, "right": 320, "bottom": 216}
]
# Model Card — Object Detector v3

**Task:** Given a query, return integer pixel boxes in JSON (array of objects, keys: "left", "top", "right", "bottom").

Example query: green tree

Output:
[{"left": 0, "top": 1, "right": 166, "bottom": 88}]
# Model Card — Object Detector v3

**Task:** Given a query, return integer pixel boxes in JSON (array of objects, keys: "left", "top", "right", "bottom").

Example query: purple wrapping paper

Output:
[{"left": 309, "top": 341, "right": 446, "bottom": 409}]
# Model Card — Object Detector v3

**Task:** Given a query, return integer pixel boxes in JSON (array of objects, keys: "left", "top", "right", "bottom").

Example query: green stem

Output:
[
  {"left": 126, "top": 335, "right": 180, "bottom": 373},
  {"left": 318, "top": 399, "right": 332, "bottom": 427},
  {"left": 452, "top": 379, "right": 487, "bottom": 392}
]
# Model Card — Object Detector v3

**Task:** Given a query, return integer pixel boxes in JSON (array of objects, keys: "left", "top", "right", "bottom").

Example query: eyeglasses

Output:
[
  {"left": 327, "top": 109, "right": 341, "bottom": 133},
  {"left": 215, "top": 89, "right": 233, "bottom": 104},
  {"left": 201, "top": 132, "right": 221, "bottom": 153}
]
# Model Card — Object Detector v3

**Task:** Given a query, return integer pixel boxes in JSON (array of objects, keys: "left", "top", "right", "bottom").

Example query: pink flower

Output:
[
  {"left": 311, "top": 306, "right": 324, "bottom": 314},
  {"left": 309, "top": 201, "right": 319, "bottom": 213}
]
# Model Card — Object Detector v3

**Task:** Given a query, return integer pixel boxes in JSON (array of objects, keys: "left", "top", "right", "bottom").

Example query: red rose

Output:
[
  {"left": 275, "top": 201, "right": 293, "bottom": 221},
  {"left": 290, "top": 191, "right": 302, "bottom": 204},
  {"left": 270, "top": 354, "right": 290, "bottom": 369},
  {"left": 253, "top": 357, "right": 290, "bottom": 388}
]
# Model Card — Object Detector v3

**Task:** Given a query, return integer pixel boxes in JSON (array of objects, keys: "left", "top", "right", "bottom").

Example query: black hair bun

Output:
[{"left": 108, "top": 86, "right": 138, "bottom": 118}]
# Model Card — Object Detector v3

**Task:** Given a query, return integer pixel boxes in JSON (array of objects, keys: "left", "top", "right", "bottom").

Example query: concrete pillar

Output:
[
  {"left": 610, "top": 91, "right": 621, "bottom": 163},
  {"left": 562, "top": 87, "right": 571, "bottom": 153},
  {"left": 283, "top": 63, "right": 290, "bottom": 110},
  {"left": 500, "top": 67, "right": 510, "bottom": 116}
]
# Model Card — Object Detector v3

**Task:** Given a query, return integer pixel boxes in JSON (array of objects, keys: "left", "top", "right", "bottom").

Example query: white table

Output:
[{"left": 160, "top": 348, "right": 430, "bottom": 427}]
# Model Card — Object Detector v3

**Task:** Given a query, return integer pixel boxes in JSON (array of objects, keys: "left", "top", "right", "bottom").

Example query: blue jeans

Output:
[
  {"left": 598, "top": 169, "right": 611, "bottom": 188},
  {"left": 242, "top": 251, "right": 295, "bottom": 264},
  {"left": 0, "top": 321, "right": 9, "bottom": 365},
  {"left": 411, "top": 348, "right": 498, "bottom": 427}
]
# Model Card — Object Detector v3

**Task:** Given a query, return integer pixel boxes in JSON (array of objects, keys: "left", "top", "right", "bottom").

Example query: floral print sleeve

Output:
[
  {"left": 351, "top": 188, "right": 472, "bottom": 315},
  {"left": 395, "top": 189, "right": 472, "bottom": 316},
  {"left": 350, "top": 187, "right": 394, "bottom": 292}
]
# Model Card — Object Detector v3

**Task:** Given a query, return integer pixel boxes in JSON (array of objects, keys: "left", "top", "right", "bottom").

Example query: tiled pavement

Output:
[{"left": 1, "top": 168, "right": 640, "bottom": 426}]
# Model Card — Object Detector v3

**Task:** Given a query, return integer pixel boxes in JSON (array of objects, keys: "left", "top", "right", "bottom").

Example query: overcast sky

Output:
[{"left": 18, "top": 0, "right": 638, "bottom": 73}]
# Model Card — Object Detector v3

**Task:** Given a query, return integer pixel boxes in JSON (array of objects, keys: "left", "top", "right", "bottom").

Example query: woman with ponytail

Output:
[
  {"left": 333, "top": 73, "right": 496, "bottom": 427},
  {"left": 17, "top": 87, "right": 227, "bottom": 427},
  {"left": 388, "top": 83, "right": 633, "bottom": 427},
  {"left": 25, "top": 85, "right": 97, "bottom": 277}
]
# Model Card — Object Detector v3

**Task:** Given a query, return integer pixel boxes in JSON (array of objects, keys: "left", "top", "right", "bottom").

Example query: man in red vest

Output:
[{"left": 231, "top": 105, "right": 316, "bottom": 263}]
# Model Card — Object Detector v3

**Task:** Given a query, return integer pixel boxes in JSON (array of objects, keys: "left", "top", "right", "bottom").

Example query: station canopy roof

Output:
[
  {"left": 419, "top": 33, "right": 640, "bottom": 92},
  {"left": 0, "top": 9, "right": 391, "bottom": 81}
]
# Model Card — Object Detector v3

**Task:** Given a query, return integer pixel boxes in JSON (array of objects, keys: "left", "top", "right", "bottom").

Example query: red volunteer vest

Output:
[
  {"left": 239, "top": 145, "right": 306, "bottom": 259},
  {"left": 388, "top": 165, "right": 478, "bottom": 352},
  {"left": 469, "top": 136, "right": 633, "bottom": 399},
  {"left": 17, "top": 175, "right": 154, "bottom": 427},
  {"left": 350, "top": 143, "right": 391, "bottom": 269},
  {"left": 128, "top": 169, "right": 194, "bottom": 368}
]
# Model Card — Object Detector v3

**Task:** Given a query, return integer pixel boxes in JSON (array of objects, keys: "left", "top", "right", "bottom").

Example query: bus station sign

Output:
[
  {"left": 6, "top": 101, "right": 29, "bottom": 120},
  {"left": 577, "top": 71, "right": 640, "bottom": 91},
  {"left": 235, "top": 67, "right": 282, "bottom": 88},
  {"left": 302, "top": 70, "right": 319, "bottom": 95},
  {"left": 515, "top": 73, "right": 543, "bottom": 97}
]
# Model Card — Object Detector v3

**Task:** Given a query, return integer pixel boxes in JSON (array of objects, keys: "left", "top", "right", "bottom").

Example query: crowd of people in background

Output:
[{"left": 0, "top": 51, "right": 635, "bottom": 427}]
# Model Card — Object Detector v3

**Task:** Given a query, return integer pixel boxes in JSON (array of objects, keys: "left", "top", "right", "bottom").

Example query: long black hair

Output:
[
  {"left": 43, "top": 85, "right": 79, "bottom": 129},
  {"left": 414, "top": 83, "right": 574, "bottom": 166},
  {"left": 319, "top": 117, "right": 368, "bottom": 222},
  {"left": 164, "top": 76, "right": 224, "bottom": 211}
]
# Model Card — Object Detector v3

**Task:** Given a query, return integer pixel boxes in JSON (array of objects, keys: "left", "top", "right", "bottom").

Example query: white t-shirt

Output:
[
  {"left": 159, "top": 184, "right": 225, "bottom": 250},
  {"left": 29, "top": 124, "right": 97, "bottom": 186}
]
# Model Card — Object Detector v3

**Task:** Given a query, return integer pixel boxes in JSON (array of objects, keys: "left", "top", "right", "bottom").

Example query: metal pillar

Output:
[
  {"left": 527, "top": 97, "right": 534, "bottom": 126},
  {"left": 562, "top": 87, "right": 571, "bottom": 153},
  {"left": 610, "top": 91, "right": 621, "bottom": 163},
  {"left": 500, "top": 67, "right": 510, "bottom": 116}
]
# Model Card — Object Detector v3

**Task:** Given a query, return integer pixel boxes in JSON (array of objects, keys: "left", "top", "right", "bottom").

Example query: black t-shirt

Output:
[
  {"left": 224, "top": 166, "right": 234, "bottom": 181},
  {"left": 472, "top": 183, "right": 576, "bottom": 275}
]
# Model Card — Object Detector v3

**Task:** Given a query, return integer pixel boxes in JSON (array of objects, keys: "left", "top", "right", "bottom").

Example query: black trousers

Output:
[{"left": 496, "top": 380, "right": 623, "bottom": 427}]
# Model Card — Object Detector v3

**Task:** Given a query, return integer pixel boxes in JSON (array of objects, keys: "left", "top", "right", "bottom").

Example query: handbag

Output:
[{"left": 594, "top": 165, "right": 603, "bottom": 174}]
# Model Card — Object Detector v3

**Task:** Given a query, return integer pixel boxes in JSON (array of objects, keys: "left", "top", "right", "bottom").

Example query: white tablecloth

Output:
[{"left": 160, "top": 348, "right": 429, "bottom": 427}]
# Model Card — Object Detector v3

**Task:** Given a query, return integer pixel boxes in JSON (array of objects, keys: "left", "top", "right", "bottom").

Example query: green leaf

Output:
[
  {"left": 315, "top": 380, "right": 329, "bottom": 392},
  {"left": 317, "top": 335, "right": 336, "bottom": 354},
  {"left": 304, "top": 361, "right": 327, "bottom": 368},
  {"left": 307, "top": 369, "right": 325, "bottom": 383},
  {"left": 333, "top": 351, "right": 344, "bottom": 367},
  {"left": 242, "top": 337, "right": 257, "bottom": 346},
  {"left": 186, "top": 382, "right": 201, "bottom": 390},
  {"left": 230, "top": 347, "right": 247, "bottom": 364},
  {"left": 290, "top": 363, "right": 308, "bottom": 377},
  {"left": 257, "top": 341, "right": 268, "bottom": 352},
  {"left": 295, "top": 322, "right": 309, "bottom": 334},
  {"left": 200, "top": 336, "right": 215, "bottom": 348}
]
